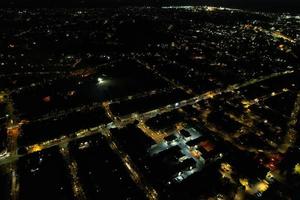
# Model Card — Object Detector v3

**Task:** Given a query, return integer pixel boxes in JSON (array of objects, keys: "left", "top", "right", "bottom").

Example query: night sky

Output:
[{"left": 0, "top": 0, "right": 299, "bottom": 12}]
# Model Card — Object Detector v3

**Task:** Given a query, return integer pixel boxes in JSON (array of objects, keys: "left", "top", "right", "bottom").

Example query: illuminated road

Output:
[
  {"left": 137, "top": 121, "right": 168, "bottom": 143},
  {"left": 3, "top": 92, "right": 20, "bottom": 200},
  {"left": 59, "top": 143, "right": 87, "bottom": 200},
  {"left": 100, "top": 128, "right": 158, "bottom": 200},
  {"left": 136, "top": 59, "right": 195, "bottom": 95},
  {"left": 278, "top": 91, "right": 300, "bottom": 153},
  {"left": 30, "top": 102, "right": 103, "bottom": 123},
  {"left": 107, "top": 87, "right": 174, "bottom": 104}
]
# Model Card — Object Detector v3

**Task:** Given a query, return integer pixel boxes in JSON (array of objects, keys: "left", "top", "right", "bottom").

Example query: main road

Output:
[{"left": 0, "top": 69, "right": 294, "bottom": 167}]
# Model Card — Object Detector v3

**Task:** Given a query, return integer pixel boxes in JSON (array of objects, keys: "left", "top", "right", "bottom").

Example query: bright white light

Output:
[{"left": 97, "top": 78, "right": 104, "bottom": 84}]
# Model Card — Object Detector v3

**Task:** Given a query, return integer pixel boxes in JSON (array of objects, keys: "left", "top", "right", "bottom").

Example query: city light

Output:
[
  {"left": 97, "top": 77, "right": 104, "bottom": 85},
  {"left": 294, "top": 163, "right": 300, "bottom": 175},
  {"left": 0, "top": 5, "right": 299, "bottom": 200}
]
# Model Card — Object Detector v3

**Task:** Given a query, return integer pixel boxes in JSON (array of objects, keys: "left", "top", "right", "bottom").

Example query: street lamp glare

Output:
[{"left": 98, "top": 78, "right": 104, "bottom": 84}]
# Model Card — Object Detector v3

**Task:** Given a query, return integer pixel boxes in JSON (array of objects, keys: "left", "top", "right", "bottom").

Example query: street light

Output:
[{"left": 97, "top": 77, "right": 104, "bottom": 85}]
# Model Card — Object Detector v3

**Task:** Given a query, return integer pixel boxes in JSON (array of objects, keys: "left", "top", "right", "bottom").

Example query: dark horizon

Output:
[{"left": 0, "top": 0, "right": 299, "bottom": 12}]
